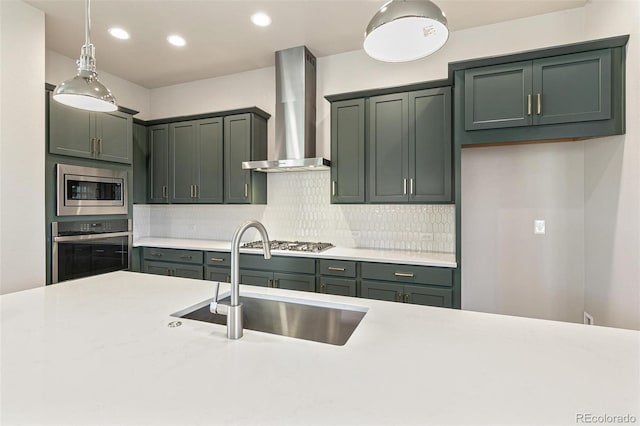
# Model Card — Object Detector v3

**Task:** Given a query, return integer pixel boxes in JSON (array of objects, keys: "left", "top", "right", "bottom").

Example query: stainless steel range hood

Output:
[{"left": 243, "top": 46, "right": 330, "bottom": 172}]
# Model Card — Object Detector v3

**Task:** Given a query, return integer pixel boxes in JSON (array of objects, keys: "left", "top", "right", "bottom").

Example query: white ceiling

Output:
[{"left": 27, "top": 0, "right": 588, "bottom": 89}]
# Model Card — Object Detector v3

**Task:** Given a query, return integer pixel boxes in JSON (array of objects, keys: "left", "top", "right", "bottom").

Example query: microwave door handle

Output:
[{"left": 53, "top": 231, "right": 132, "bottom": 242}]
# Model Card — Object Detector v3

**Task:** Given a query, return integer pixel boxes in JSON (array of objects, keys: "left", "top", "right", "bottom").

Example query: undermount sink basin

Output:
[{"left": 172, "top": 292, "right": 368, "bottom": 346}]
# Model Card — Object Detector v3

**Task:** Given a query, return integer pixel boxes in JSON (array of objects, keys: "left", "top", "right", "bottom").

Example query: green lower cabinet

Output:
[
  {"left": 239, "top": 269, "right": 272, "bottom": 287},
  {"left": 238, "top": 269, "right": 315, "bottom": 292},
  {"left": 143, "top": 260, "right": 203, "bottom": 279},
  {"left": 205, "top": 266, "right": 230, "bottom": 283},
  {"left": 273, "top": 272, "right": 315, "bottom": 293},
  {"left": 361, "top": 280, "right": 453, "bottom": 308},
  {"left": 318, "top": 276, "right": 357, "bottom": 297}
]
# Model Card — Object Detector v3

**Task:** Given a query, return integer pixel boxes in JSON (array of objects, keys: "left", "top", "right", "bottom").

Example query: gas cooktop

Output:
[{"left": 241, "top": 240, "right": 334, "bottom": 253}]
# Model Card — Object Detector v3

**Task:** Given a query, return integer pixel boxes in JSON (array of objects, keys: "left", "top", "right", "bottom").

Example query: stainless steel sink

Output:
[{"left": 172, "top": 293, "right": 368, "bottom": 346}]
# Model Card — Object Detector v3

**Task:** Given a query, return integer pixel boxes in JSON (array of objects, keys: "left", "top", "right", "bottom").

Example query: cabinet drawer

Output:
[
  {"left": 319, "top": 259, "right": 356, "bottom": 277},
  {"left": 361, "top": 262, "right": 452, "bottom": 287},
  {"left": 318, "top": 277, "right": 357, "bottom": 297},
  {"left": 205, "top": 251, "right": 231, "bottom": 266},
  {"left": 143, "top": 260, "right": 203, "bottom": 279},
  {"left": 239, "top": 254, "right": 315, "bottom": 274},
  {"left": 142, "top": 247, "right": 203, "bottom": 264}
]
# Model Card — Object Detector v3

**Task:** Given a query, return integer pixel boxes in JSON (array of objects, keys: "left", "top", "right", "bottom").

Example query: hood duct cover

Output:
[{"left": 243, "top": 46, "right": 330, "bottom": 172}]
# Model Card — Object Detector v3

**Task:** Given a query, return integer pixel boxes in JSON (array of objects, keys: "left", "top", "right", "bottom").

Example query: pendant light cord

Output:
[{"left": 84, "top": 0, "right": 91, "bottom": 47}]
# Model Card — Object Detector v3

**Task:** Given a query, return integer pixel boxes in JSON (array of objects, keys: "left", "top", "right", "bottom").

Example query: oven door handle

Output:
[{"left": 53, "top": 231, "right": 132, "bottom": 242}]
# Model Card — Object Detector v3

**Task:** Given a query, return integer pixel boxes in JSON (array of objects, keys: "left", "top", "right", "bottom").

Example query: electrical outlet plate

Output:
[{"left": 534, "top": 219, "right": 546, "bottom": 235}]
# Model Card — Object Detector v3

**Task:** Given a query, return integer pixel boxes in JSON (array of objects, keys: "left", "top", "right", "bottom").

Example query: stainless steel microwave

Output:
[{"left": 57, "top": 164, "right": 128, "bottom": 216}]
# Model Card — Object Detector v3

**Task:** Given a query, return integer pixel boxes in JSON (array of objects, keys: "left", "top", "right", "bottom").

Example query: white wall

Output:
[
  {"left": 582, "top": 0, "right": 640, "bottom": 330},
  {"left": 0, "top": 0, "right": 46, "bottom": 294},
  {"left": 45, "top": 50, "right": 151, "bottom": 120}
]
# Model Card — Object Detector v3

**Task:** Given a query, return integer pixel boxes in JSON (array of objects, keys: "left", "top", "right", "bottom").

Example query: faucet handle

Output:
[{"left": 210, "top": 282, "right": 221, "bottom": 313}]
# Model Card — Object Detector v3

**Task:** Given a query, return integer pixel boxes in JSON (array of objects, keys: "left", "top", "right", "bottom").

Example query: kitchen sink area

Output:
[{"left": 172, "top": 292, "right": 368, "bottom": 346}]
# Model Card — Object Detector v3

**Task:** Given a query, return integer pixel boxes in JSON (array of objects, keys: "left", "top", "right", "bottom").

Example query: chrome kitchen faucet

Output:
[{"left": 210, "top": 220, "right": 271, "bottom": 339}]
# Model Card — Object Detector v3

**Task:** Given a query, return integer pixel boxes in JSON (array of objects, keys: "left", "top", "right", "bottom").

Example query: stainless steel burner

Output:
[{"left": 241, "top": 240, "right": 334, "bottom": 253}]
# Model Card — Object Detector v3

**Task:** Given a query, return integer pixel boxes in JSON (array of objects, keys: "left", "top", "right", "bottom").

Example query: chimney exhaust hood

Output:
[{"left": 242, "top": 46, "right": 330, "bottom": 172}]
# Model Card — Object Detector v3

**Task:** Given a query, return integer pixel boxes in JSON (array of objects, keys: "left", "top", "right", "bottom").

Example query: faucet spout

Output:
[{"left": 214, "top": 220, "right": 271, "bottom": 340}]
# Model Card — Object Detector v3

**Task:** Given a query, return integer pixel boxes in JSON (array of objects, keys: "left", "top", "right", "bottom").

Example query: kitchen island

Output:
[{"left": 1, "top": 271, "right": 638, "bottom": 425}]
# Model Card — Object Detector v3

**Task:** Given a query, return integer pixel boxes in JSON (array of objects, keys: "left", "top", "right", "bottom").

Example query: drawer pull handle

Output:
[
  {"left": 210, "top": 257, "right": 225, "bottom": 262},
  {"left": 152, "top": 253, "right": 163, "bottom": 257},
  {"left": 404, "top": 294, "right": 410, "bottom": 303},
  {"left": 327, "top": 266, "right": 346, "bottom": 272},
  {"left": 180, "top": 255, "right": 192, "bottom": 260},
  {"left": 527, "top": 94, "right": 532, "bottom": 116},
  {"left": 537, "top": 93, "right": 542, "bottom": 115},
  {"left": 394, "top": 272, "right": 414, "bottom": 278}
]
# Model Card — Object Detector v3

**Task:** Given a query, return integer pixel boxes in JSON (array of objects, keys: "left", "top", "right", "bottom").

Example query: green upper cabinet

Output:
[
  {"left": 49, "top": 92, "right": 132, "bottom": 164},
  {"left": 532, "top": 50, "right": 611, "bottom": 126},
  {"left": 368, "top": 88, "right": 452, "bottom": 203},
  {"left": 409, "top": 88, "right": 452, "bottom": 203},
  {"left": 132, "top": 123, "right": 148, "bottom": 204},
  {"left": 464, "top": 61, "right": 533, "bottom": 130},
  {"left": 464, "top": 49, "right": 612, "bottom": 131},
  {"left": 148, "top": 124, "right": 169, "bottom": 204},
  {"left": 368, "top": 93, "right": 409, "bottom": 203},
  {"left": 169, "top": 118, "right": 224, "bottom": 204},
  {"left": 224, "top": 113, "right": 267, "bottom": 204},
  {"left": 330, "top": 99, "right": 365, "bottom": 204}
]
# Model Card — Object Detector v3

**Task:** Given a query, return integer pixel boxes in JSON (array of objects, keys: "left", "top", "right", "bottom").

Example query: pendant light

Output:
[
  {"left": 53, "top": 0, "right": 117, "bottom": 112},
  {"left": 364, "top": 0, "right": 449, "bottom": 62}
]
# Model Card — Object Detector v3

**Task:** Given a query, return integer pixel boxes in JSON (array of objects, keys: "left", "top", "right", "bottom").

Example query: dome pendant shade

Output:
[
  {"left": 53, "top": 0, "right": 117, "bottom": 112},
  {"left": 53, "top": 70, "right": 117, "bottom": 112},
  {"left": 364, "top": 0, "right": 449, "bottom": 62}
]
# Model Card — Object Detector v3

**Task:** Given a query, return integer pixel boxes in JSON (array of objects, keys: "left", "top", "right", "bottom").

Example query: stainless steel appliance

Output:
[
  {"left": 241, "top": 240, "right": 334, "bottom": 253},
  {"left": 57, "top": 164, "right": 128, "bottom": 216},
  {"left": 52, "top": 219, "right": 132, "bottom": 284}
]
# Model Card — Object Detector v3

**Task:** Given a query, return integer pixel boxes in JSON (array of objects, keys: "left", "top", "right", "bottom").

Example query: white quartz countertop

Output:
[
  {"left": 134, "top": 237, "right": 458, "bottom": 268},
  {"left": 1, "top": 271, "right": 638, "bottom": 425}
]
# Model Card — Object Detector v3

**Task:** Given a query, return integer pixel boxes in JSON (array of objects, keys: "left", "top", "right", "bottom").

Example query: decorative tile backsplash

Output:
[{"left": 134, "top": 171, "right": 455, "bottom": 253}]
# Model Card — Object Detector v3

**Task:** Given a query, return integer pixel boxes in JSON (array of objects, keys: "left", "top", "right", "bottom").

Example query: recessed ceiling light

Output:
[
  {"left": 167, "top": 34, "right": 186, "bottom": 47},
  {"left": 251, "top": 12, "right": 272, "bottom": 27},
  {"left": 108, "top": 27, "right": 130, "bottom": 40}
]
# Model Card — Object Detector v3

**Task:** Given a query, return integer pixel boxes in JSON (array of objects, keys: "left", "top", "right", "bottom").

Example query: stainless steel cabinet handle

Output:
[
  {"left": 410, "top": 178, "right": 414, "bottom": 195},
  {"left": 162, "top": 186, "right": 168, "bottom": 198},
  {"left": 396, "top": 292, "right": 402, "bottom": 302},
  {"left": 332, "top": 181, "right": 336, "bottom": 197},
  {"left": 537, "top": 93, "right": 542, "bottom": 115},
  {"left": 190, "top": 185, "right": 195, "bottom": 198},
  {"left": 244, "top": 183, "right": 248, "bottom": 198},
  {"left": 394, "top": 272, "right": 414, "bottom": 278},
  {"left": 320, "top": 283, "right": 326, "bottom": 292},
  {"left": 267, "top": 279, "right": 273, "bottom": 288},
  {"left": 94, "top": 249, "right": 105, "bottom": 253},
  {"left": 196, "top": 185, "right": 199, "bottom": 199},
  {"left": 210, "top": 257, "right": 225, "bottom": 262},
  {"left": 98, "top": 138, "right": 103, "bottom": 154},
  {"left": 274, "top": 279, "right": 279, "bottom": 288},
  {"left": 151, "top": 252, "right": 163, "bottom": 257},
  {"left": 403, "top": 178, "right": 407, "bottom": 195},
  {"left": 527, "top": 94, "right": 532, "bottom": 116},
  {"left": 404, "top": 294, "right": 410, "bottom": 303},
  {"left": 115, "top": 250, "right": 128, "bottom": 255},
  {"left": 90, "top": 137, "right": 96, "bottom": 153},
  {"left": 179, "top": 255, "right": 192, "bottom": 260},
  {"left": 226, "top": 275, "right": 230, "bottom": 283},
  {"left": 327, "top": 266, "right": 346, "bottom": 272}
]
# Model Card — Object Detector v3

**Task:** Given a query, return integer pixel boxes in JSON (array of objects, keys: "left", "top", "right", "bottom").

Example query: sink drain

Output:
[{"left": 168, "top": 321, "right": 182, "bottom": 328}]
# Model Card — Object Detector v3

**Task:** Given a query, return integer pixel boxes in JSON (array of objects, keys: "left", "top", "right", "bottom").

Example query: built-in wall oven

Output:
[
  {"left": 57, "top": 164, "right": 128, "bottom": 216},
  {"left": 52, "top": 219, "right": 132, "bottom": 284}
]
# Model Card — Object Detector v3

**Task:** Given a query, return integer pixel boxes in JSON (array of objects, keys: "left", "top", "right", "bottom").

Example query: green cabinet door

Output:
[
  {"left": 464, "top": 61, "right": 533, "bottom": 131},
  {"left": 331, "top": 99, "right": 365, "bottom": 203},
  {"left": 224, "top": 113, "right": 267, "bottom": 204},
  {"left": 142, "top": 260, "right": 202, "bottom": 279},
  {"left": 205, "top": 266, "right": 230, "bottom": 283},
  {"left": 532, "top": 49, "right": 612, "bottom": 126},
  {"left": 148, "top": 124, "right": 169, "bottom": 204},
  {"left": 172, "top": 264, "right": 204, "bottom": 279},
  {"left": 94, "top": 111, "right": 133, "bottom": 163},
  {"left": 132, "top": 123, "right": 148, "bottom": 204},
  {"left": 49, "top": 93, "right": 94, "bottom": 159},
  {"left": 239, "top": 269, "right": 272, "bottom": 287},
  {"left": 361, "top": 280, "right": 402, "bottom": 302},
  {"left": 143, "top": 261, "right": 172, "bottom": 276},
  {"left": 409, "top": 88, "right": 452, "bottom": 203},
  {"left": 403, "top": 284, "right": 453, "bottom": 308},
  {"left": 368, "top": 93, "right": 409, "bottom": 203},
  {"left": 318, "top": 277, "right": 357, "bottom": 297},
  {"left": 274, "top": 272, "right": 316, "bottom": 293},
  {"left": 195, "top": 118, "right": 224, "bottom": 203},
  {"left": 169, "top": 122, "right": 197, "bottom": 203}
]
